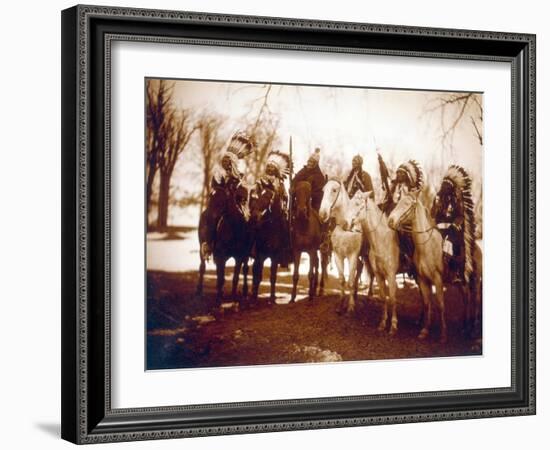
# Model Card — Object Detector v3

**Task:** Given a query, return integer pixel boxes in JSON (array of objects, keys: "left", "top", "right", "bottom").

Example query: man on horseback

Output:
[
  {"left": 292, "top": 148, "right": 326, "bottom": 213},
  {"left": 257, "top": 150, "right": 291, "bottom": 217},
  {"left": 384, "top": 159, "right": 425, "bottom": 276},
  {"left": 431, "top": 166, "right": 475, "bottom": 284},
  {"left": 200, "top": 131, "right": 254, "bottom": 259},
  {"left": 343, "top": 154, "right": 374, "bottom": 199}
]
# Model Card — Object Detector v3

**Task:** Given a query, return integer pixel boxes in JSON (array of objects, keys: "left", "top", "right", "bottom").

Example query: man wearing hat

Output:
[
  {"left": 292, "top": 148, "right": 326, "bottom": 213},
  {"left": 343, "top": 154, "right": 374, "bottom": 199}
]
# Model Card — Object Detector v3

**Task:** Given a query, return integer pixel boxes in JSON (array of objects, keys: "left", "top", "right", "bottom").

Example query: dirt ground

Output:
[{"left": 146, "top": 266, "right": 481, "bottom": 370}]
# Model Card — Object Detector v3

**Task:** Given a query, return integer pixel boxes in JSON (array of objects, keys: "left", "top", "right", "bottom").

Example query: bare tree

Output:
[
  {"left": 146, "top": 80, "right": 174, "bottom": 221},
  {"left": 239, "top": 84, "right": 281, "bottom": 180},
  {"left": 156, "top": 109, "right": 197, "bottom": 230},
  {"left": 425, "top": 92, "right": 483, "bottom": 154},
  {"left": 197, "top": 113, "right": 226, "bottom": 213}
]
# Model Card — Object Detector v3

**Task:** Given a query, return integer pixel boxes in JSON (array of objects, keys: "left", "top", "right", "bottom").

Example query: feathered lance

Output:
[{"left": 377, "top": 150, "right": 392, "bottom": 206}]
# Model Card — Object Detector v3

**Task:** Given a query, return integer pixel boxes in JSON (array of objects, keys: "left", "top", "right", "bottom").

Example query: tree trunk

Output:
[
  {"left": 146, "top": 167, "right": 156, "bottom": 223},
  {"left": 156, "top": 170, "right": 171, "bottom": 230}
]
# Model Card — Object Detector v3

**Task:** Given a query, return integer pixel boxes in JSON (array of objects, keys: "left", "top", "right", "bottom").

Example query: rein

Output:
[
  {"left": 393, "top": 199, "right": 437, "bottom": 245},
  {"left": 327, "top": 181, "right": 342, "bottom": 216}
]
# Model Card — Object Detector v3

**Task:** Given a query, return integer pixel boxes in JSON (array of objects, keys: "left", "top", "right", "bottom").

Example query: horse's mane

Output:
[{"left": 442, "top": 165, "right": 476, "bottom": 283}]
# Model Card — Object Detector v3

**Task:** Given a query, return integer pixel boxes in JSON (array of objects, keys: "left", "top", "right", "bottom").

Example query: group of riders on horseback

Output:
[{"left": 197, "top": 130, "right": 481, "bottom": 341}]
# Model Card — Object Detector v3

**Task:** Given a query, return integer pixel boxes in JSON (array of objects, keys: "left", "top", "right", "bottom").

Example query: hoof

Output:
[
  {"left": 377, "top": 323, "right": 386, "bottom": 332},
  {"left": 417, "top": 328, "right": 429, "bottom": 340},
  {"left": 389, "top": 327, "right": 397, "bottom": 337}
]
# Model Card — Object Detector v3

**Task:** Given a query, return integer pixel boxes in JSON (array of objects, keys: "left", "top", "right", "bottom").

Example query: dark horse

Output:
[
  {"left": 290, "top": 181, "right": 324, "bottom": 302},
  {"left": 249, "top": 184, "right": 290, "bottom": 304},
  {"left": 197, "top": 184, "right": 252, "bottom": 304}
]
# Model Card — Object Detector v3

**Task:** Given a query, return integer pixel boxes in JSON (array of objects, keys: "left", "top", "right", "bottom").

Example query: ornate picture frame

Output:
[{"left": 61, "top": 4, "right": 535, "bottom": 444}]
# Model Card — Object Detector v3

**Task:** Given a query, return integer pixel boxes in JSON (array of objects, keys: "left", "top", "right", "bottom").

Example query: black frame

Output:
[{"left": 61, "top": 4, "right": 536, "bottom": 444}]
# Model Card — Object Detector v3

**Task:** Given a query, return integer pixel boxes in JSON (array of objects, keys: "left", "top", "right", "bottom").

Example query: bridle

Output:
[
  {"left": 326, "top": 181, "right": 342, "bottom": 216},
  {"left": 391, "top": 194, "right": 436, "bottom": 245}
]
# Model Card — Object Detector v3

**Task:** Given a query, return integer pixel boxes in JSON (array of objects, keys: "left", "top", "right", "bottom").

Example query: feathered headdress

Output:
[
  {"left": 214, "top": 131, "right": 255, "bottom": 183},
  {"left": 266, "top": 150, "right": 291, "bottom": 179},
  {"left": 226, "top": 131, "right": 255, "bottom": 159},
  {"left": 441, "top": 164, "right": 476, "bottom": 283},
  {"left": 397, "top": 160, "right": 424, "bottom": 191}
]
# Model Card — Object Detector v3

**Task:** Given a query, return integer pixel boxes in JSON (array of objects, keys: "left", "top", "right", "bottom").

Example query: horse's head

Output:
[
  {"left": 319, "top": 179, "right": 342, "bottom": 223},
  {"left": 388, "top": 189, "right": 419, "bottom": 230},
  {"left": 208, "top": 188, "right": 229, "bottom": 217},
  {"left": 249, "top": 185, "right": 275, "bottom": 223},
  {"left": 218, "top": 183, "right": 251, "bottom": 223},
  {"left": 293, "top": 181, "right": 312, "bottom": 222}
]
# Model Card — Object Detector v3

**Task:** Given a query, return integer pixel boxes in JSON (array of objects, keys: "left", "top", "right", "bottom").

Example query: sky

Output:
[{"left": 154, "top": 78, "right": 483, "bottom": 203}]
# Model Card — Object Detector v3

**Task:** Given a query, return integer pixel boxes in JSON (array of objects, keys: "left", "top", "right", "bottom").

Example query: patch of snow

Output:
[
  {"left": 191, "top": 315, "right": 216, "bottom": 325},
  {"left": 291, "top": 344, "right": 343, "bottom": 363}
]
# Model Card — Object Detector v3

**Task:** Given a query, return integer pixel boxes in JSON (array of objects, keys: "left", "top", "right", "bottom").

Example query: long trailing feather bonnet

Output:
[{"left": 441, "top": 164, "right": 476, "bottom": 283}]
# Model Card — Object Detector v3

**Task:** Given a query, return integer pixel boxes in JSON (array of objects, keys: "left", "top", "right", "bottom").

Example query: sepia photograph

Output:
[{"left": 145, "top": 78, "right": 483, "bottom": 371}]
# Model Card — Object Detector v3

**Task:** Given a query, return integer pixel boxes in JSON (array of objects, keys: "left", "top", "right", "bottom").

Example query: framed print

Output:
[{"left": 61, "top": 4, "right": 536, "bottom": 444}]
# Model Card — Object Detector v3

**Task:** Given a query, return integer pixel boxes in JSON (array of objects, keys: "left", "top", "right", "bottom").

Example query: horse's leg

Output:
[
  {"left": 376, "top": 273, "right": 388, "bottom": 331},
  {"left": 363, "top": 258, "right": 374, "bottom": 299},
  {"left": 215, "top": 256, "right": 226, "bottom": 305},
  {"left": 334, "top": 255, "right": 346, "bottom": 314},
  {"left": 318, "top": 249, "right": 327, "bottom": 297},
  {"left": 458, "top": 281, "right": 471, "bottom": 337},
  {"left": 269, "top": 258, "right": 278, "bottom": 304},
  {"left": 417, "top": 277, "right": 432, "bottom": 340},
  {"left": 354, "top": 257, "right": 363, "bottom": 303},
  {"left": 196, "top": 255, "right": 206, "bottom": 296},
  {"left": 307, "top": 251, "right": 316, "bottom": 300},
  {"left": 312, "top": 251, "right": 319, "bottom": 299},
  {"left": 251, "top": 256, "right": 264, "bottom": 303},
  {"left": 242, "top": 257, "right": 249, "bottom": 299},
  {"left": 346, "top": 255, "right": 358, "bottom": 314},
  {"left": 290, "top": 251, "right": 300, "bottom": 303},
  {"left": 434, "top": 274, "right": 447, "bottom": 343},
  {"left": 473, "top": 275, "right": 482, "bottom": 335},
  {"left": 231, "top": 257, "right": 242, "bottom": 300},
  {"left": 387, "top": 274, "right": 399, "bottom": 336}
]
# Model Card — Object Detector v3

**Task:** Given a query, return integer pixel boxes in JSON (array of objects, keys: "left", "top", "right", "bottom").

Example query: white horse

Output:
[
  {"left": 351, "top": 192, "right": 400, "bottom": 335},
  {"left": 319, "top": 180, "right": 363, "bottom": 314},
  {"left": 388, "top": 190, "right": 448, "bottom": 343}
]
